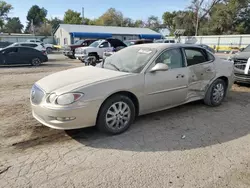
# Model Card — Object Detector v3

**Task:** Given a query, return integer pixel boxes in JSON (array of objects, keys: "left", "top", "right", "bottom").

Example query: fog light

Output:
[{"left": 56, "top": 117, "right": 76, "bottom": 121}]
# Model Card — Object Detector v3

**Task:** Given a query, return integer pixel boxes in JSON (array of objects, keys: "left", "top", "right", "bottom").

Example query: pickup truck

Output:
[
  {"left": 63, "top": 39, "right": 97, "bottom": 59},
  {"left": 74, "top": 38, "right": 127, "bottom": 63}
]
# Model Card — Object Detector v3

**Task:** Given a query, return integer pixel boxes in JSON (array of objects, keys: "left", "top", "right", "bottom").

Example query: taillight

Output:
[{"left": 42, "top": 51, "right": 47, "bottom": 55}]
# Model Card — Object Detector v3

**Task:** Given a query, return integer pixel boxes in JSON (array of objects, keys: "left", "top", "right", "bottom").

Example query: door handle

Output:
[{"left": 176, "top": 74, "right": 185, "bottom": 78}]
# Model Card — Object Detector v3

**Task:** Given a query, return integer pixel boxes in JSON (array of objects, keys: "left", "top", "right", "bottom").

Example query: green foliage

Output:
[
  {"left": 162, "top": 0, "right": 250, "bottom": 35},
  {"left": 63, "top": 9, "right": 82, "bottom": 24},
  {"left": 48, "top": 17, "right": 63, "bottom": 31},
  {"left": 27, "top": 5, "right": 47, "bottom": 26},
  {"left": 4, "top": 17, "right": 23, "bottom": 33},
  {"left": 0, "top": 1, "right": 13, "bottom": 29}
]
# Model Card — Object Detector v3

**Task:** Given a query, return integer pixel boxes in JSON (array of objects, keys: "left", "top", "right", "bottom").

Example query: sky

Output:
[{"left": 7, "top": 0, "right": 189, "bottom": 29}]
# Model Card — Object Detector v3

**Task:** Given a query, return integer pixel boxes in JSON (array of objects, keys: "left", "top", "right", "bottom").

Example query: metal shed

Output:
[{"left": 53, "top": 24, "right": 163, "bottom": 46}]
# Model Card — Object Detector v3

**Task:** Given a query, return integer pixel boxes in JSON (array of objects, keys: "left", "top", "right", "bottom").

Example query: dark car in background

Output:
[
  {"left": 198, "top": 44, "right": 216, "bottom": 54},
  {"left": 63, "top": 39, "right": 97, "bottom": 59},
  {"left": 124, "top": 39, "right": 153, "bottom": 46},
  {"left": 228, "top": 44, "right": 250, "bottom": 83},
  {"left": 0, "top": 46, "right": 48, "bottom": 66}
]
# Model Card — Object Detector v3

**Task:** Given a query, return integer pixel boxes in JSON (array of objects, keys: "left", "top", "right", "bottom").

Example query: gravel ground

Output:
[{"left": 1, "top": 54, "right": 250, "bottom": 188}]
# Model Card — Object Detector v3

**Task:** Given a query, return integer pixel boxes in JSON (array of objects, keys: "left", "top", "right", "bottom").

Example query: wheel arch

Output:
[{"left": 96, "top": 90, "right": 140, "bottom": 123}]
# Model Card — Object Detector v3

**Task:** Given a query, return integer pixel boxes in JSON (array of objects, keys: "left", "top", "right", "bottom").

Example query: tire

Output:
[
  {"left": 31, "top": 57, "right": 42, "bottom": 66},
  {"left": 96, "top": 95, "right": 136, "bottom": 135},
  {"left": 68, "top": 55, "right": 75, "bottom": 59},
  {"left": 46, "top": 47, "right": 52, "bottom": 54},
  {"left": 204, "top": 79, "right": 226, "bottom": 106}
]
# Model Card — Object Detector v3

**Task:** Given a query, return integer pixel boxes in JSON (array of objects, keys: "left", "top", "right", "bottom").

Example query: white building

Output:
[{"left": 53, "top": 24, "right": 163, "bottom": 46}]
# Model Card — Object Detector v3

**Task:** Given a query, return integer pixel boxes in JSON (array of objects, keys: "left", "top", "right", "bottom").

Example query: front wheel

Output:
[
  {"left": 204, "top": 79, "right": 226, "bottom": 106},
  {"left": 96, "top": 95, "right": 136, "bottom": 135},
  {"left": 31, "top": 57, "right": 41, "bottom": 66}
]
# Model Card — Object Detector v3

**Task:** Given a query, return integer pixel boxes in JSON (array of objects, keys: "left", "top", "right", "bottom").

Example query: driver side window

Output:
[
  {"left": 100, "top": 42, "right": 109, "bottom": 48},
  {"left": 155, "top": 48, "right": 184, "bottom": 69}
]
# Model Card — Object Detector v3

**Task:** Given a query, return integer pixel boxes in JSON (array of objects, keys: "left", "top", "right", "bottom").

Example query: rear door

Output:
[{"left": 183, "top": 47, "right": 216, "bottom": 100}]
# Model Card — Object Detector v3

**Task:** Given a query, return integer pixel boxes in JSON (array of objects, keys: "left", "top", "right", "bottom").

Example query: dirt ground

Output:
[{"left": 1, "top": 54, "right": 250, "bottom": 188}]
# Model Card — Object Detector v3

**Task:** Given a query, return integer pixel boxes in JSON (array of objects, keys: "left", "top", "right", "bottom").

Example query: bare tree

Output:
[{"left": 189, "top": 0, "right": 223, "bottom": 35}]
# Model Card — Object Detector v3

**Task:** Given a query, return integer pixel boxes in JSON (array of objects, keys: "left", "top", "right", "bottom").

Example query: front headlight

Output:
[
  {"left": 47, "top": 93, "right": 84, "bottom": 105},
  {"left": 56, "top": 93, "right": 84, "bottom": 105}
]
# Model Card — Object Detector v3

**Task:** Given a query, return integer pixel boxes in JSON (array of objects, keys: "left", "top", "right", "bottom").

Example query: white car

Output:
[
  {"left": 75, "top": 38, "right": 127, "bottom": 63},
  {"left": 27, "top": 39, "right": 54, "bottom": 53},
  {"left": 8, "top": 42, "right": 46, "bottom": 53}
]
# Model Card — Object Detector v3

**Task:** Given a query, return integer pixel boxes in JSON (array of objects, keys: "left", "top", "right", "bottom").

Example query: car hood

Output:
[
  {"left": 233, "top": 52, "right": 250, "bottom": 59},
  {"left": 77, "top": 46, "right": 94, "bottom": 50},
  {"left": 36, "top": 66, "right": 132, "bottom": 93}
]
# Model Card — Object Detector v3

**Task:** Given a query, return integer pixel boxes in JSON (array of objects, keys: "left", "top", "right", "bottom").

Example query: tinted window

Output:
[
  {"left": 207, "top": 51, "right": 215, "bottom": 61},
  {"left": 19, "top": 47, "right": 37, "bottom": 53},
  {"left": 100, "top": 42, "right": 109, "bottom": 48},
  {"left": 5, "top": 47, "right": 18, "bottom": 53},
  {"left": 184, "top": 48, "right": 208, "bottom": 66},
  {"left": 156, "top": 48, "right": 184, "bottom": 69}
]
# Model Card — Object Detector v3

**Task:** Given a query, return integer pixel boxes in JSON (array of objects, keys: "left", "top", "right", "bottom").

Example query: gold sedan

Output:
[{"left": 30, "top": 43, "right": 234, "bottom": 134}]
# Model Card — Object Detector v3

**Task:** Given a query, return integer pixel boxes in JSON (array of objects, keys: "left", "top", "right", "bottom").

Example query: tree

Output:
[
  {"left": 26, "top": 5, "right": 47, "bottom": 33},
  {"left": 162, "top": 11, "right": 177, "bottom": 34},
  {"left": 63, "top": 9, "right": 82, "bottom": 24},
  {"left": 0, "top": 1, "right": 13, "bottom": 29},
  {"left": 145, "top": 15, "right": 161, "bottom": 31},
  {"left": 188, "top": 0, "right": 223, "bottom": 35},
  {"left": 98, "top": 8, "right": 123, "bottom": 26},
  {"left": 37, "top": 22, "right": 52, "bottom": 36},
  {"left": 4, "top": 17, "right": 23, "bottom": 33},
  {"left": 122, "top": 17, "right": 135, "bottom": 27},
  {"left": 48, "top": 17, "right": 63, "bottom": 30},
  {"left": 134, "top": 19, "right": 145, "bottom": 27}
]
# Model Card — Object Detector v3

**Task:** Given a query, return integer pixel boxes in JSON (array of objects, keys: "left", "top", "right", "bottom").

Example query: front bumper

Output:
[
  {"left": 31, "top": 101, "right": 101, "bottom": 130},
  {"left": 234, "top": 67, "right": 250, "bottom": 83},
  {"left": 75, "top": 53, "right": 88, "bottom": 60},
  {"left": 234, "top": 73, "right": 250, "bottom": 83},
  {"left": 63, "top": 50, "right": 73, "bottom": 56}
]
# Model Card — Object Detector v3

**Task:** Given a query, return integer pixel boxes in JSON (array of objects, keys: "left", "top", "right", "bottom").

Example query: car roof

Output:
[{"left": 129, "top": 43, "right": 206, "bottom": 50}]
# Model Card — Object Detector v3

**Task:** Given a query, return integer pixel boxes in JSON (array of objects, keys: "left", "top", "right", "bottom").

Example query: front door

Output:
[
  {"left": 3, "top": 47, "right": 19, "bottom": 64},
  {"left": 98, "top": 41, "right": 113, "bottom": 58},
  {"left": 142, "top": 48, "right": 188, "bottom": 113},
  {"left": 183, "top": 47, "right": 216, "bottom": 100}
]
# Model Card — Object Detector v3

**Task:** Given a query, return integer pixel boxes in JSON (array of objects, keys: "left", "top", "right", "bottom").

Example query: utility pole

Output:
[
  {"left": 82, "top": 7, "right": 85, "bottom": 24},
  {"left": 195, "top": 10, "right": 199, "bottom": 36}
]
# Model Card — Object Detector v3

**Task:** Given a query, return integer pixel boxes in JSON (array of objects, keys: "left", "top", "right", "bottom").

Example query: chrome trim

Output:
[{"left": 148, "top": 85, "right": 188, "bottom": 95}]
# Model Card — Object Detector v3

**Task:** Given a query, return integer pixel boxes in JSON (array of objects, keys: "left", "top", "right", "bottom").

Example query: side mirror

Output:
[
  {"left": 99, "top": 44, "right": 104, "bottom": 48},
  {"left": 150, "top": 63, "right": 169, "bottom": 72},
  {"left": 240, "top": 48, "right": 245, "bottom": 52}
]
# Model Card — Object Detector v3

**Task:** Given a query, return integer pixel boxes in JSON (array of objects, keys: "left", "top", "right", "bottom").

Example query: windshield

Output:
[
  {"left": 74, "top": 40, "right": 84, "bottom": 45},
  {"left": 243, "top": 45, "right": 250, "bottom": 52},
  {"left": 104, "top": 46, "right": 157, "bottom": 73},
  {"left": 89, "top": 41, "right": 102, "bottom": 47}
]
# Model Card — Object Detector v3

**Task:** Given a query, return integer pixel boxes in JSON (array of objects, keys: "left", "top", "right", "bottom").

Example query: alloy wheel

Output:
[{"left": 105, "top": 102, "right": 131, "bottom": 131}]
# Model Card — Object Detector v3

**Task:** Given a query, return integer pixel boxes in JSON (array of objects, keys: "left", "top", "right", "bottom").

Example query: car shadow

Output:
[{"left": 66, "top": 90, "right": 250, "bottom": 152}]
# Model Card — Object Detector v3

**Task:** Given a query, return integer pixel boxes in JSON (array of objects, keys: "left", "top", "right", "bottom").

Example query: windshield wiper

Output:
[{"left": 109, "top": 63, "right": 120, "bottom": 71}]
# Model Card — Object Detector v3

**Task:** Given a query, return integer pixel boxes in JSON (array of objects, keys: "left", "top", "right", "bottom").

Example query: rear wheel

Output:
[
  {"left": 96, "top": 95, "right": 135, "bottom": 135},
  {"left": 46, "top": 47, "right": 52, "bottom": 54},
  {"left": 204, "top": 79, "right": 226, "bottom": 106},
  {"left": 31, "top": 58, "right": 41, "bottom": 66}
]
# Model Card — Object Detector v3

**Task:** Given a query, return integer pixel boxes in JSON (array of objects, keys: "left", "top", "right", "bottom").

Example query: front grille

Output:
[
  {"left": 75, "top": 48, "right": 84, "bottom": 54},
  {"left": 234, "top": 73, "right": 250, "bottom": 79},
  {"left": 30, "top": 84, "right": 45, "bottom": 105},
  {"left": 234, "top": 59, "right": 247, "bottom": 70}
]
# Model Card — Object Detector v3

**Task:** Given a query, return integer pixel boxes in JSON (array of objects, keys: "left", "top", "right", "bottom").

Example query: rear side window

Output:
[
  {"left": 19, "top": 47, "right": 37, "bottom": 53},
  {"left": 100, "top": 42, "right": 109, "bottom": 48},
  {"left": 184, "top": 48, "right": 209, "bottom": 66}
]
